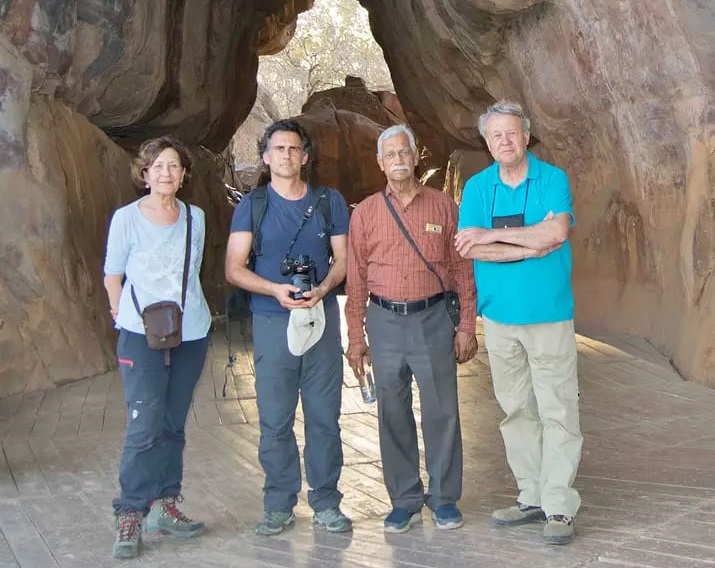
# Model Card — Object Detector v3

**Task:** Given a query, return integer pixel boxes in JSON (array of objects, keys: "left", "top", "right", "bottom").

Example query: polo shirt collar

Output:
[
  {"left": 491, "top": 151, "right": 541, "bottom": 185},
  {"left": 525, "top": 151, "right": 541, "bottom": 181}
]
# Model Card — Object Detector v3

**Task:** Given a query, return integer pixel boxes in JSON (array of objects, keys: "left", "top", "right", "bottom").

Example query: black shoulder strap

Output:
[
  {"left": 131, "top": 202, "right": 192, "bottom": 313},
  {"left": 382, "top": 190, "right": 446, "bottom": 293},
  {"left": 250, "top": 184, "right": 334, "bottom": 262},
  {"left": 312, "top": 186, "right": 333, "bottom": 257},
  {"left": 314, "top": 186, "right": 332, "bottom": 234},
  {"left": 249, "top": 185, "right": 269, "bottom": 259},
  {"left": 181, "top": 204, "right": 193, "bottom": 308}
]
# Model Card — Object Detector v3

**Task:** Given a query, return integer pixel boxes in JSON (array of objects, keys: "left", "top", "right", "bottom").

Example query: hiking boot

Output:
[
  {"left": 543, "top": 514, "right": 575, "bottom": 545},
  {"left": 113, "top": 511, "right": 142, "bottom": 559},
  {"left": 431, "top": 503, "right": 464, "bottom": 530},
  {"left": 145, "top": 496, "right": 205, "bottom": 539},
  {"left": 312, "top": 507, "right": 353, "bottom": 533},
  {"left": 255, "top": 511, "right": 295, "bottom": 536},
  {"left": 384, "top": 507, "right": 422, "bottom": 533},
  {"left": 492, "top": 502, "right": 546, "bottom": 526}
]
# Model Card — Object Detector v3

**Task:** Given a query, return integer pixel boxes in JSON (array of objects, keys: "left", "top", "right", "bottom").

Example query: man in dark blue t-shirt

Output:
[{"left": 225, "top": 120, "right": 351, "bottom": 536}]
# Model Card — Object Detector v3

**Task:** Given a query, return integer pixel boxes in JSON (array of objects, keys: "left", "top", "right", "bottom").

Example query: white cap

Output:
[{"left": 286, "top": 300, "right": 326, "bottom": 356}]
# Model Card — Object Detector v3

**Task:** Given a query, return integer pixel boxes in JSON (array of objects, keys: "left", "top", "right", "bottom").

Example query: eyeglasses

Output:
[{"left": 382, "top": 149, "right": 413, "bottom": 161}]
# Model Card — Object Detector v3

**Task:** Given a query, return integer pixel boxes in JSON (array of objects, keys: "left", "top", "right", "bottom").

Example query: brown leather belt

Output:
[{"left": 369, "top": 292, "right": 445, "bottom": 316}]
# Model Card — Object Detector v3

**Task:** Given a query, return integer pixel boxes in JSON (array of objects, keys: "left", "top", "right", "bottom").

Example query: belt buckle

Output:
[{"left": 390, "top": 301, "right": 408, "bottom": 316}]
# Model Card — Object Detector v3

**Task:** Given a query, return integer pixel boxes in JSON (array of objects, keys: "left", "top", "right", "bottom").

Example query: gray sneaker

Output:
[
  {"left": 113, "top": 511, "right": 142, "bottom": 559},
  {"left": 543, "top": 514, "right": 575, "bottom": 545},
  {"left": 312, "top": 507, "right": 353, "bottom": 533},
  {"left": 145, "top": 496, "right": 205, "bottom": 538},
  {"left": 492, "top": 502, "right": 546, "bottom": 526},
  {"left": 256, "top": 510, "right": 295, "bottom": 536}
]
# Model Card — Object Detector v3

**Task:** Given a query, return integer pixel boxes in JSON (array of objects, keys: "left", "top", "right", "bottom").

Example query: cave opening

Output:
[{"left": 227, "top": 0, "right": 394, "bottom": 193}]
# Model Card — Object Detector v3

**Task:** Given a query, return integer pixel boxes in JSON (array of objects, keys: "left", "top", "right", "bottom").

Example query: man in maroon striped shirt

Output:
[{"left": 345, "top": 124, "right": 477, "bottom": 533}]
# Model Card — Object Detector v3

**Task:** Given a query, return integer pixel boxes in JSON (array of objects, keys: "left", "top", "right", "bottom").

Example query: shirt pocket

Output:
[{"left": 421, "top": 232, "right": 447, "bottom": 263}]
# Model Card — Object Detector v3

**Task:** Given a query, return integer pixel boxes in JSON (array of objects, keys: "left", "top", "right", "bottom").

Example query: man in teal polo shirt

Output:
[{"left": 455, "top": 100, "right": 582, "bottom": 545}]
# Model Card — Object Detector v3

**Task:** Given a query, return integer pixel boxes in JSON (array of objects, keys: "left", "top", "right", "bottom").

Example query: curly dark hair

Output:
[
  {"left": 130, "top": 135, "right": 192, "bottom": 190},
  {"left": 257, "top": 119, "right": 314, "bottom": 164}
]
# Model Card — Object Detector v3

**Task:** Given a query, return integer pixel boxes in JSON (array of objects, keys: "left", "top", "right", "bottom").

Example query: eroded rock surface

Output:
[
  {"left": 297, "top": 79, "right": 411, "bottom": 205},
  {"left": 443, "top": 149, "right": 492, "bottom": 204},
  {"left": 1, "top": 0, "right": 713, "bottom": 390},
  {"left": 361, "top": 0, "right": 715, "bottom": 384},
  {"left": 0, "top": 96, "right": 229, "bottom": 397},
  {"left": 0, "top": 95, "right": 132, "bottom": 395},
  {"left": 298, "top": 104, "right": 386, "bottom": 207},
  {"left": 0, "top": 2, "right": 300, "bottom": 395},
  {"left": 2, "top": 0, "right": 311, "bottom": 150},
  {"left": 228, "top": 85, "right": 281, "bottom": 189}
]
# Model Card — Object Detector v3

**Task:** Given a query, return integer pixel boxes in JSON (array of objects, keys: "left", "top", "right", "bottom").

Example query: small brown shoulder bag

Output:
[{"left": 131, "top": 205, "right": 192, "bottom": 364}]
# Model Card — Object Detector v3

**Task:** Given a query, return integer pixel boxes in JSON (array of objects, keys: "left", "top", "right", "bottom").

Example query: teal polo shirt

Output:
[{"left": 458, "top": 152, "right": 575, "bottom": 325}]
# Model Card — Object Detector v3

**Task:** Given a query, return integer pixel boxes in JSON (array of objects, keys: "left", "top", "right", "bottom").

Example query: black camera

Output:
[{"left": 280, "top": 255, "right": 316, "bottom": 300}]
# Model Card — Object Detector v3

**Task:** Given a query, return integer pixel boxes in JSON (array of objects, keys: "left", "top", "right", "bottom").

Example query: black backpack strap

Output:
[
  {"left": 250, "top": 184, "right": 334, "bottom": 263},
  {"left": 314, "top": 186, "right": 333, "bottom": 234},
  {"left": 312, "top": 186, "right": 333, "bottom": 258},
  {"left": 249, "top": 185, "right": 269, "bottom": 263}
]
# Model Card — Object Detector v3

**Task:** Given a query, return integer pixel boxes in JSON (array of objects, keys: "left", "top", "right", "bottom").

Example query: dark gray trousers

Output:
[
  {"left": 113, "top": 330, "right": 208, "bottom": 514},
  {"left": 366, "top": 300, "right": 462, "bottom": 512},
  {"left": 252, "top": 300, "right": 344, "bottom": 513}
]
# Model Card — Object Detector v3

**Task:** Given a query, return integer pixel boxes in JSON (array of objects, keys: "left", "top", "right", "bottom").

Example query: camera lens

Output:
[{"left": 290, "top": 273, "right": 312, "bottom": 300}]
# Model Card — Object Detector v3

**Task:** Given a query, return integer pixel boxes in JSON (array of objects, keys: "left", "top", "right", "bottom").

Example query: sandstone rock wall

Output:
[
  {"left": 0, "top": 98, "right": 132, "bottom": 394},
  {"left": 361, "top": 0, "right": 714, "bottom": 383},
  {"left": 298, "top": 105, "right": 386, "bottom": 207},
  {"left": 2, "top": 0, "right": 713, "bottom": 390},
  {"left": 443, "top": 149, "right": 492, "bottom": 204},
  {"left": 0, "top": 1, "right": 309, "bottom": 395},
  {"left": 1, "top": 0, "right": 311, "bottom": 150},
  {"left": 297, "top": 79, "right": 412, "bottom": 205},
  {"left": 228, "top": 85, "right": 281, "bottom": 181},
  {"left": 0, "top": 96, "right": 231, "bottom": 397}
]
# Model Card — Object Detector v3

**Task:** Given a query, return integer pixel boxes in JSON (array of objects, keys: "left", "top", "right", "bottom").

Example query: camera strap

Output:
[{"left": 283, "top": 186, "right": 329, "bottom": 261}]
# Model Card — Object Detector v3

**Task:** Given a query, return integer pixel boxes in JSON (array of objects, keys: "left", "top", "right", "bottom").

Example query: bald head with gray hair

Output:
[
  {"left": 376, "top": 124, "right": 418, "bottom": 157},
  {"left": 478, "top": 100, "right": 531, "bottom": 139}
]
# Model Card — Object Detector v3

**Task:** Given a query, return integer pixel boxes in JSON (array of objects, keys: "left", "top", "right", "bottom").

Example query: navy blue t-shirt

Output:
[{"left": 230, "top": 184, "right": 349, "bottom": 315}]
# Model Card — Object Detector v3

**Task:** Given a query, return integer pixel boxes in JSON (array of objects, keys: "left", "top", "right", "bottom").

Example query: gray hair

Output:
[
  {"left": 478, "top": 100, "right": 531, "bottom": 139},
  {"left": 377, "top": 124, "right": 418, "bottom": 156}
]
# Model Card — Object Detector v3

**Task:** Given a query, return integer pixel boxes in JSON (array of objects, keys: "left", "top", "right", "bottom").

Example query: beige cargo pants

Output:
[{"left": 483, "top": 317, "right": 583, "bottom": 517}]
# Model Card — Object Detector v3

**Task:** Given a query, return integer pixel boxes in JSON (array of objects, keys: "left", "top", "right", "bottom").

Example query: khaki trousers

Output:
[{"left": 483, "top": 317, "right": 582, "bottom": 517}]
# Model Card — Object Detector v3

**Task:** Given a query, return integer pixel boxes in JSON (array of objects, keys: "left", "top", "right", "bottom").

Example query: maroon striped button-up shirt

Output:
[{"left": 345, "top": 183, "right": 476, "bottom": 347}]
